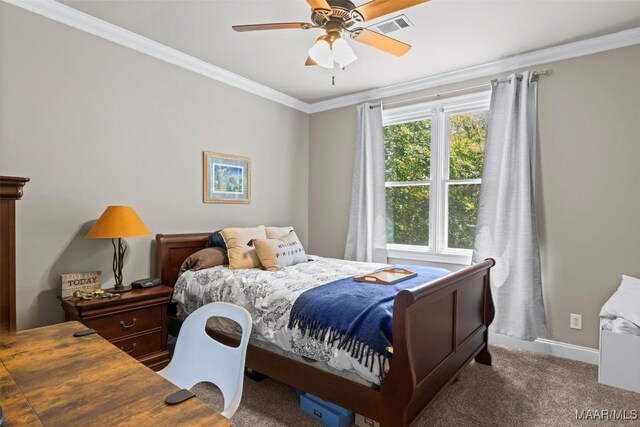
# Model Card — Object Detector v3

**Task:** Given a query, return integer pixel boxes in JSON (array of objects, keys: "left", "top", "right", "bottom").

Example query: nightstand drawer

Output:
[
  {"left": 112, "top": 330, "right": 163, "bottom": 359},
  {"left": 88, "top": 306, "right": 162, "bottom": 340}
]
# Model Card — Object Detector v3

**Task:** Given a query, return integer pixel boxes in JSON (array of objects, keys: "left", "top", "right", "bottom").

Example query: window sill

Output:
[{"left": 386, "top": 245, "right": 472, "bottom": 266}]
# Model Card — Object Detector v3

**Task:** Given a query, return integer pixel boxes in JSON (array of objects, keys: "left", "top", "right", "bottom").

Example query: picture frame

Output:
[{"left": 203, "top": 151, "right": 251, "bottom": 203}]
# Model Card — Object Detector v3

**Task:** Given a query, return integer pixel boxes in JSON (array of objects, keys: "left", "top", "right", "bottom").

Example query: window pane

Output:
[
  {"left": 447, "top": 183, "right": 480, "bottom": 249},
  {"left": 384, "top": 119, "right": 431, "bottom": 182},
  {"left": 386, "top": 185, "right": 429, "bottom": 246},
  {"left": 449, "top": 111, "right": 488, "bottom": 179}
]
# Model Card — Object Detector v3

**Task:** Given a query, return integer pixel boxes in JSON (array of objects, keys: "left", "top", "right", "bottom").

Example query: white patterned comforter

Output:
[{"left": 172, "top": 256, "right": 388, "bottom": 384}]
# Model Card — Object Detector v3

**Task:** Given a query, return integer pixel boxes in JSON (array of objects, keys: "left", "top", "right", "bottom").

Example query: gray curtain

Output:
[
  {"left": 345, "top": 103, "right": 388, "bottom": 263},
  {"left": 473, "top": 72, "right": 547, "bottom": 340}
]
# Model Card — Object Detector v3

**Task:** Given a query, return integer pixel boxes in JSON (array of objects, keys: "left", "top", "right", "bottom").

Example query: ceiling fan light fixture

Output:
[
  {"left": 234, "top": 0, "right": 425, "bottom": 68},
  {"left": 309, "top": 37, "right": 334, "bottom": 68},
  {"left": 331, "top": 37, "right": 357, "bottom": 67}
]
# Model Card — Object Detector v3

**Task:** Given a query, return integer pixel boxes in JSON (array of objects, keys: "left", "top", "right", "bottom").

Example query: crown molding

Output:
[
  {"left": 5, "top": 1, "right": 640, "bottom": 116},
  {"left": 4, "top": 0, "right": 311, "bottom": 113},
  {"left": 308, "top": 26, "right": 640, "bottom": 113}
]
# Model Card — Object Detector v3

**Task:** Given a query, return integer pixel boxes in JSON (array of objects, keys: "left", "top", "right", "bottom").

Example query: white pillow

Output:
[
  {"left": 600, "top": 275, "right": 640, "bottom": 327},
  {"left": 622, "top": 275, "right": 640, "bottom": 287}
]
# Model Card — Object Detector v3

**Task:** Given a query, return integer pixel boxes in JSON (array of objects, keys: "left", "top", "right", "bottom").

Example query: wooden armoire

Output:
[{"left": 0, "top": 176, "right": 29, "bottom": 334}]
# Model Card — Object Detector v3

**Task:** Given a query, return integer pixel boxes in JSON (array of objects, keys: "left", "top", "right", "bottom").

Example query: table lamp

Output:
[{"left": 86, "top": 206, "right": 151, "bottom": 292}]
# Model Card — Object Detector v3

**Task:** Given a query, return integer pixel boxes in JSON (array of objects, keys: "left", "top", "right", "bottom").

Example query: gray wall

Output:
[
  {"left": 308, "top": 45, "right": 640, "bottom": 349},
  {"left": 308, "top": 107, "right": 358, "bottom": 260},
  {"left": 1, "top": 5, "right": 309, "bottom": 330}
]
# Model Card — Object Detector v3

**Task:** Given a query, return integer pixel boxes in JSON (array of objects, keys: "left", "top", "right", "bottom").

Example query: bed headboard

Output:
[{"left": 156, "top": 233, "right": 210, "bottom": 288}]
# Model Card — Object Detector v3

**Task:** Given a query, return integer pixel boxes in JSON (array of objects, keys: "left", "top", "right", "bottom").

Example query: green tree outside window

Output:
[{"left": 384, "top": 111, "right": 488, "bottom": 250}]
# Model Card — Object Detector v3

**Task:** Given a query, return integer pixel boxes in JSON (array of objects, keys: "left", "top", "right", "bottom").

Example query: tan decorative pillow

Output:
[
  {"left": 266, "top": 226, "right": 294, "bottom": 239},
  {"left": 253, "top": 231, "right": 308, "bottom": 272},
  {"left": 179, "top": 247, "right": 228, "bottom": 275},
  {"left": 220, "top": 225, "right": 267, "bottom": 269}
]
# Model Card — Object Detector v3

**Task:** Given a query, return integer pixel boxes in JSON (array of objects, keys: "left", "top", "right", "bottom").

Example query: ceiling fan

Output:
[{"left": 232, "top": 0, "right": 429, "bottom": 69}]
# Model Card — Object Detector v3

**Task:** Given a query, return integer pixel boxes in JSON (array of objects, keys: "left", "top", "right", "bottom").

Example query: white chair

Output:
[{"left": 158, "top": 302, "right": 252, "bottom": 418}]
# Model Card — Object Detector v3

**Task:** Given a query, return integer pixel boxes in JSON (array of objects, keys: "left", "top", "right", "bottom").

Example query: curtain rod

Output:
[{"left": 370, "top": 69, "right": 552, "bottom": 109}]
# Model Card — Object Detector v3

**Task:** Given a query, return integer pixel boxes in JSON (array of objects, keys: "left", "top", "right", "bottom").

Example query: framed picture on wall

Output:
[{"left": 203, "top": 151, "right": 251, "bottom": 203}]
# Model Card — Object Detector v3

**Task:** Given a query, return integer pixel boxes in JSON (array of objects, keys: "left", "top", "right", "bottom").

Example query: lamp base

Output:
[{"left": 106, "top": 284, "right": 132, "bottom": 293}]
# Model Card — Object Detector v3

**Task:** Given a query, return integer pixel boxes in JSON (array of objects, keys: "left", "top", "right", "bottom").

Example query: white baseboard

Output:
[{"left": 489, "top": 332, "right": 599, "bottom": 365}]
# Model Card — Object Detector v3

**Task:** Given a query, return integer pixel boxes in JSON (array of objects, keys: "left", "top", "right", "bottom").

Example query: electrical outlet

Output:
[{"left": 570, "top": 313, "right": 582, "bottom": 330}]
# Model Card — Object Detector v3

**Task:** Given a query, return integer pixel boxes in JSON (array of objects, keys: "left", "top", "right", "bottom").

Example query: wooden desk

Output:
[{"left": 0, "top": 322, "right": 230, "bottom": 427}]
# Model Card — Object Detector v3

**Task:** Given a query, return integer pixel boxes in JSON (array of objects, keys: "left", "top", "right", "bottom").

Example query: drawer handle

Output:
[
  {"left": 119, "top": 318, "right": 137, "bottom": 330},
  {"left": 120, "top": 343, "right": 137, "bottom": 354}
]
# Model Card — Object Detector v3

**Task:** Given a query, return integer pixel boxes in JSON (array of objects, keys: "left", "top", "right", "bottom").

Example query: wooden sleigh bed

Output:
[{"left": 156, "top": 232, "right": 495, "bottom": 427}]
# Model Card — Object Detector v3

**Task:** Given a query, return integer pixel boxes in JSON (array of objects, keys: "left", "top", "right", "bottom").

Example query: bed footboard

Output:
[{"left": 379, "top": 259, "right": 495, "bottom": 426}]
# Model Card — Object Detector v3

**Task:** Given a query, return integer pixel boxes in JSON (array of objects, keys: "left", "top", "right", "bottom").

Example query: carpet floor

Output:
[{"left": 191, "top": 345, "right": 639, "bottom": 426}]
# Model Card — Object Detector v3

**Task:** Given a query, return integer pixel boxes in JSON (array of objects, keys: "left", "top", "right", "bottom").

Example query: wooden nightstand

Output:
[{"left": 60, "top": 285, "right": 173, "bottom": 371}]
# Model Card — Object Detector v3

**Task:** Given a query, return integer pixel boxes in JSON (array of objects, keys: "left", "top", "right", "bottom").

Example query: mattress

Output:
[
  {"left": 203, "top": 316, "right": 378, "bottom": 387},
  {"left": 172, "top": 255, "right": 388, "bottom": 385}
]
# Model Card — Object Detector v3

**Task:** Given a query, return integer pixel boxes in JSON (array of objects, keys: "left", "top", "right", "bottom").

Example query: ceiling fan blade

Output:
[
  {"left": 352, "top": 29, "right": 411, "bottom": 56},
  {"left": 353, "top": 0, "right": 429, "bottom": 22},
  {"left": 307, "top": 0, "right": 332, "bottom": 13},
  {"left": 305, "top": 56, "right": 318, "bottom": 66},
  {"left": 232, "top": 22, "right": 312, "bottom": 32}
]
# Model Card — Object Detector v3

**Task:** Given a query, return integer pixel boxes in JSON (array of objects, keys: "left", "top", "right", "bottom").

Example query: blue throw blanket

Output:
[{"left": 288, "top": 265, "right": 450, "bottom": 377}]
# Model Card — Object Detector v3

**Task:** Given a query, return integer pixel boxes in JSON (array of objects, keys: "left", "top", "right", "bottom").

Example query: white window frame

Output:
[{"left": 383, "top": 91, "right": 491, "bottom": 265}]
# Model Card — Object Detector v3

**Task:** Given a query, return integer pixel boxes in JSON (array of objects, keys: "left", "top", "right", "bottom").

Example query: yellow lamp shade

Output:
[{"left": 86, "top": 206, "right": 151, "bottom": 239}]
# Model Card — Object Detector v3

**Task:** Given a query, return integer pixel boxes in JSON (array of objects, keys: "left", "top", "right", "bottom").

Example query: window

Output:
[{"left": 383, "top": 92, "right": 490, "bottom": 264}]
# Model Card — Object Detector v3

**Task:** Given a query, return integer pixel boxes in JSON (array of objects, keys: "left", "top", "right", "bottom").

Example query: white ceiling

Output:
[{"left": 61, "top": 0, "right": 640, "bottom": 103}]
